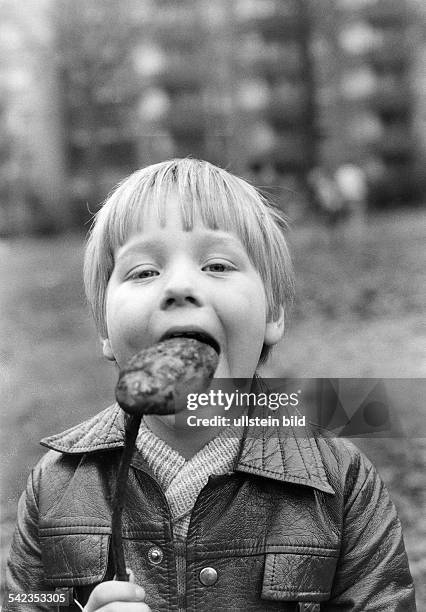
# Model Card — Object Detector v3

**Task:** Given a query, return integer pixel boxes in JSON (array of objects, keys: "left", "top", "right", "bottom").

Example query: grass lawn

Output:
[{"left": 1, "top": 209, "right": 425, "bottom": 607}]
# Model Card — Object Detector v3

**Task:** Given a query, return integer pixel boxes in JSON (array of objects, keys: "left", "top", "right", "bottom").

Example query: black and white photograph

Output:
[{"left": 1, "top": 1, "right": 425, "bottom": 610}]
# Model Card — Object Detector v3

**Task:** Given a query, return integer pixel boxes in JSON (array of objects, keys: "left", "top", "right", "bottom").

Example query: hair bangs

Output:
[{"left": 103, "top": 159, "right": 269, "bottom": 256}]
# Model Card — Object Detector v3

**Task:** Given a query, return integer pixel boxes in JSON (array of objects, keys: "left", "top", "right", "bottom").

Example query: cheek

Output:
[
  {"left": 238, "top": 279, "right": 267, "bottom": 318},
  {"left": 105, "top": 288, "right": 148, "bottom": 348},
  {"left": 220, "top": 281, "right": 267, "bottom": 343},
  {"left": 221, "top": 301, "right": 265, "bottom": 377}
]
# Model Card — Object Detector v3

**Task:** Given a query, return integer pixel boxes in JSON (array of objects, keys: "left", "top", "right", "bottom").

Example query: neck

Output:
[{"left": 144, "top": 407, "right": 220, "bottom": 460}]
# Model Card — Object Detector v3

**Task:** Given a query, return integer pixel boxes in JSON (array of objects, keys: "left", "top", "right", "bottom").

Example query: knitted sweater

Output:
[{"left": 136, "top": 418, "right": 241, "bottom": 539}]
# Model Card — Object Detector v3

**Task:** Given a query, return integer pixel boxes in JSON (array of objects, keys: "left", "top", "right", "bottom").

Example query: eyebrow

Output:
[
  {"left": 196, "top": 231, "right": 246, "bottom": 251},
  {"left": 116, "top": 231, "right": 246, "bottom": 261},
  {"left": 116, "top": 238, "right": 164, "bottom": 261}
]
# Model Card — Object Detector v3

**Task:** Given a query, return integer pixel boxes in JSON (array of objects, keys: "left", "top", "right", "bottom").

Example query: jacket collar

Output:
[{"left": 41, "top": 404, "right": 334, "bottom": 495}]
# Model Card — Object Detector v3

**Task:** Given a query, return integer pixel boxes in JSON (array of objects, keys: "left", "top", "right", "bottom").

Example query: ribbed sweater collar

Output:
[{"left": 136, "top": 419, "right": 241, "bottom": 534}]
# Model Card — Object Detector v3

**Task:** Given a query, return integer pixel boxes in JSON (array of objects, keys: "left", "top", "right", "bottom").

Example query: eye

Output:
[
  {"left": 202, "top": 260, "right": 236, "bottom": 273},
  {"left": 127, "top": 267, "right": 159, "bottom": 280}
]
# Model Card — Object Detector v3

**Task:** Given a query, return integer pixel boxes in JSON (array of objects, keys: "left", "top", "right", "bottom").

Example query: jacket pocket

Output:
[
  {"left": 39, "top": 530, "right": 110, "bottom": 586},
  {"left": 261, "top": 551, "right": 338, "bottom": 603}
]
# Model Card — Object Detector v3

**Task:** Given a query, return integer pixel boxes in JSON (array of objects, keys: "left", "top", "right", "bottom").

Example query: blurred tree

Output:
[
  {"left": 52, "top": 0, "right": 145, "bottom": 217},
  {"left": 0, "top": 84, "right": 11, "bottom": 235},
  {"left": 0, "top": 0, "right": 69, "bottom": 234}
]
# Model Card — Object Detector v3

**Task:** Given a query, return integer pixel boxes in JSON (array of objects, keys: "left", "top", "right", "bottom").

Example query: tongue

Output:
[{"left": 115, "top": 337, "right": 219, "bottom": 416}]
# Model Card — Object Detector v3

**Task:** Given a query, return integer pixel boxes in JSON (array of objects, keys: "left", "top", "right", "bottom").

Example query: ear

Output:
[
  {"left": 264, "top": 306, "right": 285, "bottom": 346},
  {"left": 102, "top": 338, "right": 116, "bottom": 361}
]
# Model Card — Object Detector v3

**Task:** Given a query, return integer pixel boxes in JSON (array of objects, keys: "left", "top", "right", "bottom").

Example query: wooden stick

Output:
[{"left": 111, "top": 413, "right": 142, "bottom": 581}]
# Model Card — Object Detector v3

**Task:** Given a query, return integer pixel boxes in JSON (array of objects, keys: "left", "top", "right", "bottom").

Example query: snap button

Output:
[
  {"left": 199, "top": 567, "right": 218, "bottom": 586},
  {"left": 147, "top": 546, "right": 163, "bottom": 565}
]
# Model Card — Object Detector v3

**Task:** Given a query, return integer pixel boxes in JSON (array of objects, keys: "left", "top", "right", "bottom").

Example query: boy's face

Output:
[{"left": 102, "top": 191, "right": 284, "bottom": 379}]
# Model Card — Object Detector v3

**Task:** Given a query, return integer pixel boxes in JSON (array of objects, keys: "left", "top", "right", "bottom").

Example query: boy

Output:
[{"left": 5, "top": 159, "right": 415, "bottom": 611}]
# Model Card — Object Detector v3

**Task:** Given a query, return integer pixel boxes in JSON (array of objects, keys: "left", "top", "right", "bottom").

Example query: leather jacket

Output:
[{"left": 4, "top": 405, "right": 416, "bottom": 611}]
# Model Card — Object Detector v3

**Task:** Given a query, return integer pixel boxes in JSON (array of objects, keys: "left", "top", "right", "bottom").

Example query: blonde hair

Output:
[{"left": 84, "top": 158, "right": 294, "bottom": 363}]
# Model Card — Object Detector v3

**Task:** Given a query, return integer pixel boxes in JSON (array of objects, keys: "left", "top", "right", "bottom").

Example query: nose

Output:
[{"left": 160, "top": 266, "right": 203, "bottom": 310}]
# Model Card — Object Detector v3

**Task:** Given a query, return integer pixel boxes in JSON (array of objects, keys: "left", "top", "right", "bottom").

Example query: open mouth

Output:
[{"left": 160, "top": 330, "right": 220, "bottom": 355}]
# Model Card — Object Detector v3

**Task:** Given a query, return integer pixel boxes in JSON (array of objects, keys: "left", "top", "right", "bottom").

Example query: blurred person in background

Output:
[
  {"left": 308, "top": 166, "right": 348, "bottom": 236},
  {"left": 334, "top": 163, "right": 368, "bottom": 236}
]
